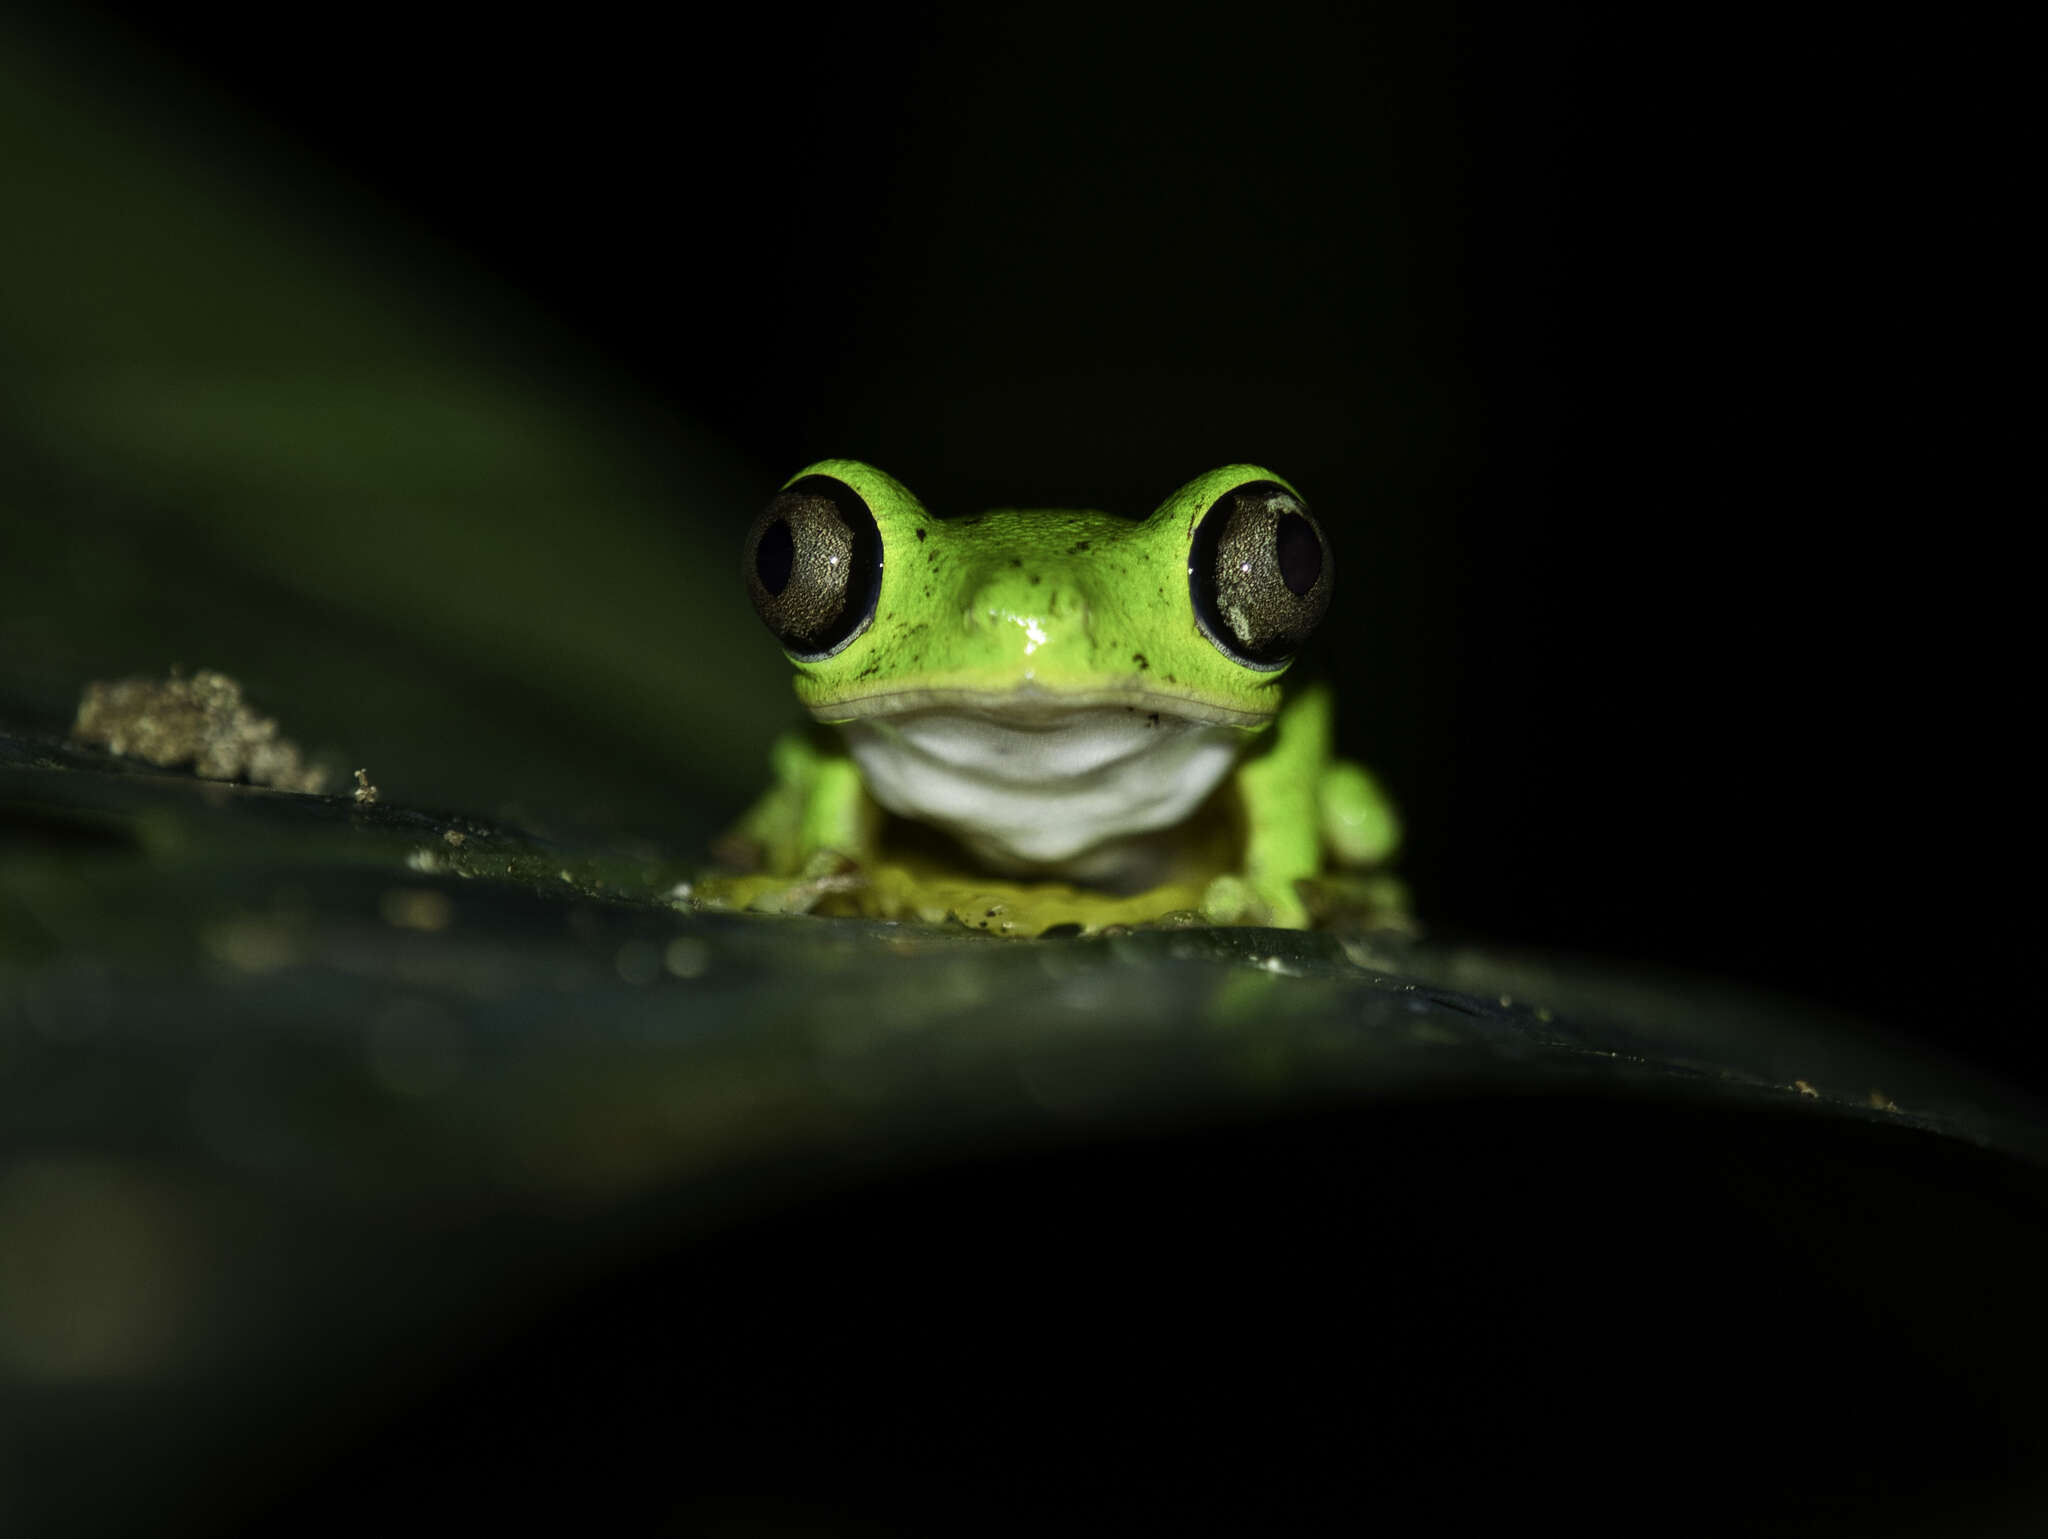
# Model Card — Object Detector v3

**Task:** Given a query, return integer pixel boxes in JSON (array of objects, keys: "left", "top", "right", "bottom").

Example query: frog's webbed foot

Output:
[
  {"left": 691, "top": 850, "right": 869, "bottom": 916},
  {"left": 774, "top": 852, "right": 870, "bottom": 912}
]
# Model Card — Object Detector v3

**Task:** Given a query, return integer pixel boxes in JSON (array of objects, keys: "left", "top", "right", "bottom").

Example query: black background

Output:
[{"left": 45, "top": 5, "right": 2026, "bottom": 1087}]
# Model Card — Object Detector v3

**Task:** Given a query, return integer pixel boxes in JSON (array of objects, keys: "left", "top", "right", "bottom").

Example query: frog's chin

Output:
[
  {"left": 805, "top": 685, "right": 1272, "bottom": 731},
  {"left": 828, "top": 694, "right": 1263, "bottom": 869}
]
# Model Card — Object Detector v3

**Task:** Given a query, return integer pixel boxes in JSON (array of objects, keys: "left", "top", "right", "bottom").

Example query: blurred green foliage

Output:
[{"left": 0, "top": 18, "right": 790, "bottom": 840}]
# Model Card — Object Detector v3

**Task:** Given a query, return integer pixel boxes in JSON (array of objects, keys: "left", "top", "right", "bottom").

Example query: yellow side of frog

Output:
[{"left": 697, "top": 460, "right": 1407, "bottom": 936}]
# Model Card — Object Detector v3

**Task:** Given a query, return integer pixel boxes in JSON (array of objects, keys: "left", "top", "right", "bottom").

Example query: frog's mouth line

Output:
[{"left": 806, "top": 687, "right": 1274, "bottom": 731}]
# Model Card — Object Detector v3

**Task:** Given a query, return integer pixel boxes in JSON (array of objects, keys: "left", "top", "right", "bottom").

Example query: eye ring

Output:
[
  {"left": 1188, "top": 480, "right": 1332, "bottom": 669},
  {"left": 742, "top": 475, "right": 884, "bottom": 660}
]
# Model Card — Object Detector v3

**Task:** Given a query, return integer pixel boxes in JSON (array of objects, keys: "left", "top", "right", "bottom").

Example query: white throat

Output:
[{"left": 839, "top": 705, "right": 1247, "bottom": 872}]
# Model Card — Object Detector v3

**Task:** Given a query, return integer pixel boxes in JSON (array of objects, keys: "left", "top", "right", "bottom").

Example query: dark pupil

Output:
[
  {"left": 1274, "top": 512, "right": 1321, "bottom": 596},
  {"left": 755, "top": 518, "right": 795, "bottom": 596}
]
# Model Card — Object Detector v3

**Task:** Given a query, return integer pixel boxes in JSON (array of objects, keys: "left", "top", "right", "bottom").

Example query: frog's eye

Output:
[
  {"left": 743, "top": 474, "right": 884, "bottom": 660},
  {"left": 1188, "top": 480, "right": 1332, "bottom": 669}
]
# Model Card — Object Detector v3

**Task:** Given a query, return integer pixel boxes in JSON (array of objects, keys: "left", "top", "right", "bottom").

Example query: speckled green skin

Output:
[{"left": 735, "top": 460, "right": 1401, "bottom": 929}]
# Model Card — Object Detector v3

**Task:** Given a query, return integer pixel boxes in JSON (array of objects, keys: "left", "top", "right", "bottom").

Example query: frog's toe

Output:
[
  {"left": 1319, "top": 761, "right": 1402, "bottom": 867},
  {"left": 1198, "top": 874, "right": 1272, "bottom": 927},
  {"left": 1205, "top": 872, "right": 1319, "bottom": 930}
]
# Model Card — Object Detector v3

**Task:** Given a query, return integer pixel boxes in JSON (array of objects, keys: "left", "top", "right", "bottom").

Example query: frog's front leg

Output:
[
  {"left": 1205, "top": 683, "right": 1400, "bottom": 928},
  {"left": 724, "top": 730, "right": 879, "bottom": 875}
]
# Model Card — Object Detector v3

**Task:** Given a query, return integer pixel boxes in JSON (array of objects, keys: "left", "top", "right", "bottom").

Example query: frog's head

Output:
[{"left": 741, "top": 459, "right": 1334, "bottom": 730}]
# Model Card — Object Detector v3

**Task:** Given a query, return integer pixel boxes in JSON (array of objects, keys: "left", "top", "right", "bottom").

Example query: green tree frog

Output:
[{"left": 704, "top": 460, "right": 1403, "bottom": 935}]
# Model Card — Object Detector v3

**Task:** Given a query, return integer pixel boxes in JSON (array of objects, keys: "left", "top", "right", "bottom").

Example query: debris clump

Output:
[{"left": 71, "top": 669, "right": 330, "bottom": 794}]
